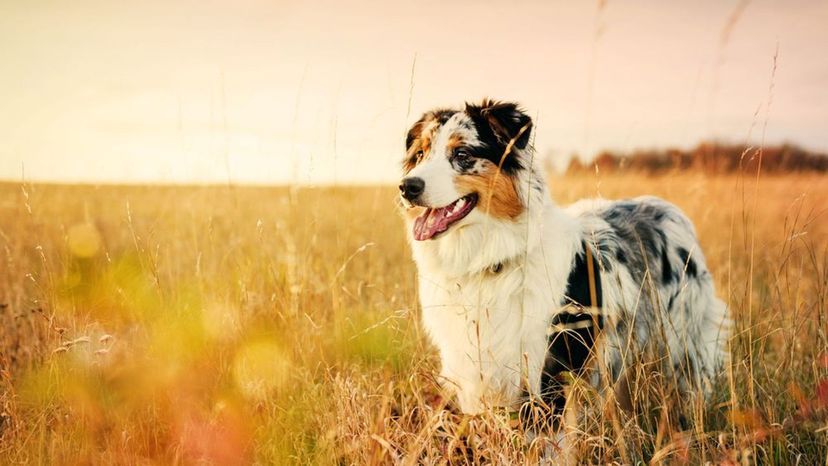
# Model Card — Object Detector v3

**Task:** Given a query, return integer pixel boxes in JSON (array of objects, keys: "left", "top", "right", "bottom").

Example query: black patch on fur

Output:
[
  {"left": 545, "top": 314, "right": 603, "bottom": 375},
  {"left": 463, "top": 101, "right": 531, "bottom": 175},
  {"left": 600, "top": 200, "right": 673, "bottom": 285},
  {"left": 661, "top": 247, "right": 674, "bottom": 284},
  {"left": 435, "top": 110, "right": 455, "bottom": 125},
  {"left": 604, "top": 201, "right": 636, "bottom": 220},
  {"left": 562, "top": 246, "right": 603, "bottom": 310},
  {"left": 676, "top": 247, "right": 697, "bottom": 278},
  {"left": 536, "top": 243, "right": 604, "bottom": 418}
]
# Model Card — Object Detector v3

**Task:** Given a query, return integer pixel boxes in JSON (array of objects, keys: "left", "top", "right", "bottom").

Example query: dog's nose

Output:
[{"left": 399, "top": 177, "right": 425, "bottom": 201}]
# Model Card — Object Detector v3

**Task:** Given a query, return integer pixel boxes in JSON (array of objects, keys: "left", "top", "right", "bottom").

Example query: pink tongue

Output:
[{"left": 413, "top": 206, "right": 451, "bottom": 241}]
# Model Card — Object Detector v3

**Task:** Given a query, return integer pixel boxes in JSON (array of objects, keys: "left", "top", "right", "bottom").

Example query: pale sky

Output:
[{"left": 1, "top": 0, "right": 826, "bottom": 184}]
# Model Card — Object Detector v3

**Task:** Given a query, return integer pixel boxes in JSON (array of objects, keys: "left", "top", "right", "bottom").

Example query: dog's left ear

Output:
[{"left": 466, "top": 99, "right": 533, "bottom": 150}]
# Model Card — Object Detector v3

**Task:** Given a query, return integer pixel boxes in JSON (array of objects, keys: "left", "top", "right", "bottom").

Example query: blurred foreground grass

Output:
[{"left": 0, "top": 173, "right": 826, "bottom": 464}]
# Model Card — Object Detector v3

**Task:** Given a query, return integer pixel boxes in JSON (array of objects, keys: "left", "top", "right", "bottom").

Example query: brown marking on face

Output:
[
  {"left": 403, "top": 116, "right": 440, "bottom": 172},
  {"left": 454, "top": 166, "right": 523, "bottom": 220},
  {"left": 447, "top": 133, "right": 464, "bottom": 153}
]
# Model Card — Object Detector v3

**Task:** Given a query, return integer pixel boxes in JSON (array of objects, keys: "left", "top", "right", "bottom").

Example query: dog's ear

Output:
[
  {"left": 404, "top": 111, "right": 438, "bottom": 171},
  {"left": 405, "top": 116, "right": 427, "bottom": 152},
  {"left": 466, "top": 99, "right": 532, "bottom": 150}
]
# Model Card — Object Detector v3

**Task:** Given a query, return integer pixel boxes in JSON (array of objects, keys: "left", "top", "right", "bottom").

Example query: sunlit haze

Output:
[{"left": 1, "top": 0, "right": 826, "bottom": 184}]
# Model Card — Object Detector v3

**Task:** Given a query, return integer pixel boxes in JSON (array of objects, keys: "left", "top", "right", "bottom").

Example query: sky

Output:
[{"left": 1, "top": 0, "right": 826, "bottom": 184}]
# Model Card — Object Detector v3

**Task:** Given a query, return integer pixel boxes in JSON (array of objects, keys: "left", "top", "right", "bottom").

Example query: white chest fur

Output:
[{"left": 412, "top": 206, "right": 579, "bottom": 414}]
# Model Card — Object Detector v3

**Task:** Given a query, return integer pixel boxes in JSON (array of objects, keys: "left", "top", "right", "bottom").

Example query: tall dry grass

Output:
[{"left": 0, "top": 173, "right": 826, "bottom": 464}]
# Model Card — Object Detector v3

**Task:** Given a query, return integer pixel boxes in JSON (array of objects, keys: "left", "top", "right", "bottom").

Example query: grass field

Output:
[{"left": 0, "top": 172, "right": 826, "bottom": 464}]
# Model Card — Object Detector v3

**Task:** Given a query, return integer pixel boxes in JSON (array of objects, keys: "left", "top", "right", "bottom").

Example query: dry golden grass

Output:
[{"left": 0, "top": 172, "right": 826, "bottom": 464}]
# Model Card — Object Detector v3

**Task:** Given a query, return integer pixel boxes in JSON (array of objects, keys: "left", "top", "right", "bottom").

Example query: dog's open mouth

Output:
[{"left": 412, "top": 194, "right": 478, "bottom": 241}]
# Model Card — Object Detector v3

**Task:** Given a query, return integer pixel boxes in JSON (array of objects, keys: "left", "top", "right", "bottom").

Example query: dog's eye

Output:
[
  {"left": 453, "top": 148, "right": 470, "bottom": 160},
  {"left": 415, "top": 150, "right": 424, "bottom": 162}
]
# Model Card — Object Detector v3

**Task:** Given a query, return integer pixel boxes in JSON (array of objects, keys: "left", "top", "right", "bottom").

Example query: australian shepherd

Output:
[{"left": 399, "top": 99, "right": 730, "bottom": 440}]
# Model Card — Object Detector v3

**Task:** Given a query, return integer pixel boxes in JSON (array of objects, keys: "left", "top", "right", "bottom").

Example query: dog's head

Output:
[{"left": 400, "top": 99, "right": 534, "bottom": 242}]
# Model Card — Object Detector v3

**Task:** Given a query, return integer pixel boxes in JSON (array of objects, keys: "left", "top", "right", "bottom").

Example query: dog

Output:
[{"left": 398, "top": 99, "right": 730, "bottom": 433}]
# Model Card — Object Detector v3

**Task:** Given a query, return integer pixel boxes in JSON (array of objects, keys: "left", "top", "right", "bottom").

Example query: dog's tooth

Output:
[{"left": 455, "top": 198, "right": 466, "bottom": 211}]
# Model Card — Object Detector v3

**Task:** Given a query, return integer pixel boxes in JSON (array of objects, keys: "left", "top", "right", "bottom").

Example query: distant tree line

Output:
[{"left": 566, "top": 142, "right": 828, "bottom": 174}]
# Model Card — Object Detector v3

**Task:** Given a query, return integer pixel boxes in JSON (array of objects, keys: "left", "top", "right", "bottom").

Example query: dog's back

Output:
[{"left": 568, "top": 196, "right": 730, "bottom": 396}]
